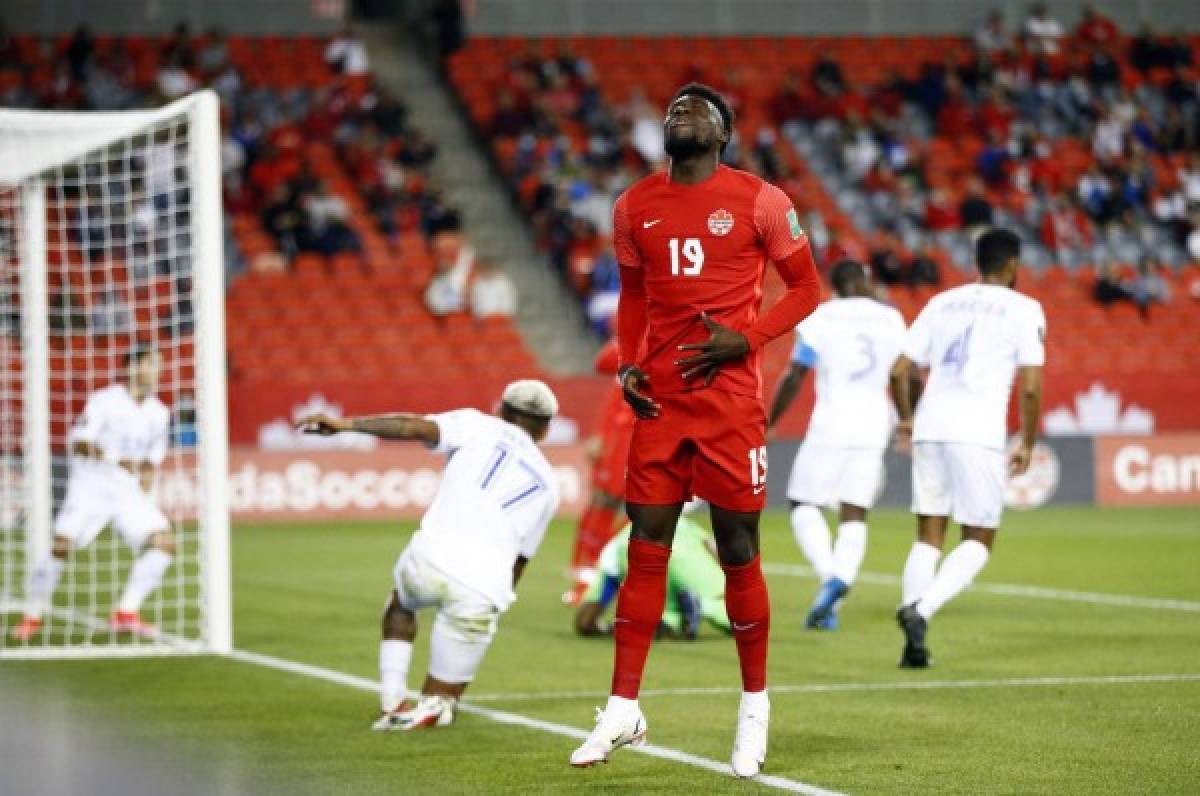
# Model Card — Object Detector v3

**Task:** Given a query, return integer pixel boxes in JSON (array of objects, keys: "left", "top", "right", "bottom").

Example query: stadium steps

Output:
[{"left": 357, "top": 22, "right": 599, "bottom": 376}]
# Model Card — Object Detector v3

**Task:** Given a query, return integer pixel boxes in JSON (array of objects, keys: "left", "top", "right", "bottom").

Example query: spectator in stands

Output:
[
  {"left": 1023, "top": 3, "right": 1065, "bottom": 56},
  {"left": 326, "top": 26, "right": 370, "bottom": 76},
  {"left": 976, "top": 131, "right": 1011, "bottom": 187},
  {"left": 491, "top": 90, "right": 533, "bottom": 137},
  {"left": 959, "top": 178, "right": 995, "bottom": 233},
  {"left": 1093, "top": 262, "right": 1138, "bottom": 307},
  {"left": 1084, "top": 44, "right": 1122, "bottom": 93},
  {"left": 769, "top": 69, "right": 810, "bottom": 129},
  {"left": 1152, "top": 187, "right": 1191, "bottom": 247},
  {"left": 585, "top": 243, "right": 620, "bottom": 337},
  {"left": 261, "top": 183, "right": 306, "bottom": 260},
  {"left": 1040, "top": 193, "right": 1094, "bottom": 264},
  {"left": 90, "top": 288, "right": 132, "bottom": 335},
  {"left": 1079, "top": 164, "right": 1118, "bottom": 225},
  {"left": 974, "top": 10, "right": 1011, "bottom": 55},
  {"left": 303, "top": 181, "right": 360, "bottom": 256},
  {"left": 936, "top": 78, "right": 975, "bottom": 138},
  {"left": 65, "top": 25, "right": 95, "bottom": 83},
  {"left": 1076, "top": 5, "right": 1120, "bottom": 50},
  {"left": 161, "top": 22, "right": 195, "bottom": 69},
  {"left": 157, "top": 51, "right": 197, "bottom": 99},
  {"left": 431, "top": 0, "right": 469, "bottom": 59},
  {"left": 811, "top": 54, "right": 846, "bottom": 97},
  {"left": 628, "top": 89, "right": 666, "bottom": 170},
  {"left": 909, "top": 243, "right": 943, "bottom": 286},
  {"left": 1129, "top": 24, "right": 1163, "bottom": 74},
  {"left": 420, "top": 188, "right": 462, "bottom": 237},
  {"left": 869, "top": 233, "right": 908, "bottom": 287},
  {"left": 197, "top": 28, "right": 230, "bottom": 79},
  {"left": 924, "top": 187, "right": 960, "bottom": 232},
  {"left": 469, "top": 260, "right": 518, "bottom": 320},
  {"left": 425, "top": 237, "right": 474, "bottom": 317}
]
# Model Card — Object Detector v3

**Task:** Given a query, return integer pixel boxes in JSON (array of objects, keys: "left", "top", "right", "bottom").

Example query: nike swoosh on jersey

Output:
[
  {"left": 642, "top": 219, "right": 662, "bottom": 228},
  {"left": 753, "top": 486, "right": 766, "bottom": 495}
]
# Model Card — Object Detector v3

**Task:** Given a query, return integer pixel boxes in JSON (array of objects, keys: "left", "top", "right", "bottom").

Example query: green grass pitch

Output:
[{"left": 3, "top": 506, "right": 1199, "bottom": 794}]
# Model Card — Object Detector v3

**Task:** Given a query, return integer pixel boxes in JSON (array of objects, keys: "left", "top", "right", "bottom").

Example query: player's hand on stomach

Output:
[
  {"left": 619, "top": 365, "right": 660, "bottom": 419},
  {"left": 675, "top": 311, "right": 750, "bottom": 386},
  {"left": 295, "top": 413, "right": 351, "bottom": 436},
  {"left": 1009, "top": 443, "right": 1033, "bottom": 476}
]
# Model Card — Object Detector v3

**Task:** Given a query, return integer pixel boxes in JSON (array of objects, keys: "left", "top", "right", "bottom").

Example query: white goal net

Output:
[{"left": 0, "top": 91, "right": 230, "bottom": 658}]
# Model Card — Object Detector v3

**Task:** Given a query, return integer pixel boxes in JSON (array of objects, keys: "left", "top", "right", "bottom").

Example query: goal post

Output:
[{"left": 0, "top": 90, "right": 231, "bottom": 658}]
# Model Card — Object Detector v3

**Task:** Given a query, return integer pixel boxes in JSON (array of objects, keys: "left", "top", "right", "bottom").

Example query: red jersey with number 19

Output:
[{"left": 613, "top": 165, "right": 816, "bottom": 401}]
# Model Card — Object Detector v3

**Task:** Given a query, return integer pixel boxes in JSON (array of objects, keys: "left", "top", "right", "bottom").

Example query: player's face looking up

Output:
[{"left": 663, "top": 94, "right": 726, "bottom": 160}]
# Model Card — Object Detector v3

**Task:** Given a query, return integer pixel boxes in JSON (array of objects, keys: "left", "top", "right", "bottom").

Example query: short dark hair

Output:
[
  {"left": 975, "top": 227, "right": 1021, "bottom": 275},
  {"left": 671, "top": 82, "right": 735, "bottom": 140},
  {"left": 123, "top": 342, "right": 157, "bottom": 368},
  {"left": 829, "top": 258, "right": 868, "bottom": 296}
]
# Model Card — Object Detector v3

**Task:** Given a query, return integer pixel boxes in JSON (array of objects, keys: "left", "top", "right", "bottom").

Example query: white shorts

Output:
[
  {"left": 911, "top": 441, "right": 1006, "bottom": 529},
  {"left": 786, "top": 441, "right": 886, "bottom": 510},
  {"left": 54, "top": 467, "right": 169, "bottom": 550},
  {"left": 392, "top": 541, "right": 499, "bottom": 646}
]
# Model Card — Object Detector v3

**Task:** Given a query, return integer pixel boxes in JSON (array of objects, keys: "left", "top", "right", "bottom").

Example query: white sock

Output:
[
  {"left": 831, "top": 520, "right": 867, "bottom": 585},
  {"left": 740, "top": 689, "right": 770, "bottom": 715},
  {"left": 901, "top": 542, "right": 942, "bottom": 606},
  {"left": 790, "top": 505, "right": 834, "bottom": 583},
  {"left": 916, "top": 540, "right": 990, "bottom": 620},
  {"left": 604, "top": 694, "right": 641, "bottom": 719},
  {"left": 379, "top": 639, "right": 413, "bottom": 712},
  {"left": 117, "top": 548, "right": 172, "bottom": 613},
  {"left": 26, "top": 555, "right": 66, "bottom": 620}
]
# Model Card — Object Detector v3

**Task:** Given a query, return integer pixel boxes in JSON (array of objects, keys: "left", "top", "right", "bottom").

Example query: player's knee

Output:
[
  {"left": 444, "top": 610, "right": 498, "bottom": 645},
  {"left": 714, "top": 534, "right": 758, "bottom": 566}
]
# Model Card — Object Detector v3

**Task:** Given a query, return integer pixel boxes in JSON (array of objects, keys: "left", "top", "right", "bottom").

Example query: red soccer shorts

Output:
[{"left": 625, "top": 388, "right": 768, "bottom": 512}]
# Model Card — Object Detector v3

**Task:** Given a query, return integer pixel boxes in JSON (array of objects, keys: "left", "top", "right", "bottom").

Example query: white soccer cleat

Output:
[
  {"left": 381, "top": 695, "right": 456, "bottom": 731},
  {"left": 370, "top": 699, "right": 416, "bottom": 731},
  {"left": 731, "top": 692, "right": 770, "bottom": 779},
  {"left": 569, "top": 705, "right": 648, "bottom": 768}
]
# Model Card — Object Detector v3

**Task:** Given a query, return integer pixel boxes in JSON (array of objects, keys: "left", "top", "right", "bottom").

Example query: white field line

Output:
[
  {"left": 464, "top": 673, "right": 1200, "bottom": 704},
  {"left": 761, "top": 564, "right": 1200, "bottom": 613},
  {"left": 227, "top": 648, "right": 844, "bottom": 796}
]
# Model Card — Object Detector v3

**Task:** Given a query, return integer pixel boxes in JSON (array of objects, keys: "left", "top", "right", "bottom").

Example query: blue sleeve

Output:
[
  {"left": 791, "top": 339, "right": 817, "bottom": 367},
  {"left": 596, "top": 575, "right": 621, "bottom": 608}
]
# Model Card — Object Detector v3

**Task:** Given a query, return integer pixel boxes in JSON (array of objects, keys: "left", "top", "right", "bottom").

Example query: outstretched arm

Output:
[{"left": 296, "top": 413, "right": 440, "bottom": 446}]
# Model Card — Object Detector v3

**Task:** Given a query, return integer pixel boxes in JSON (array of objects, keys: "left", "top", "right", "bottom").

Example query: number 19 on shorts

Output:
[{"left": 748, "top": 446, "right": 768, "bottom": 492}]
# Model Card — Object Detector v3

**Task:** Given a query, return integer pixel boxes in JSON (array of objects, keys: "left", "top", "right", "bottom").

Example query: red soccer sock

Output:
[
  {"left": 723, "top": 555, "right": 771, "bottom": 693},
  {"left": 610, "top": 538, "right": 671, "bottom": 699},
  {"left": 571, "top": 502, "right": 621, "bottom": 570}
]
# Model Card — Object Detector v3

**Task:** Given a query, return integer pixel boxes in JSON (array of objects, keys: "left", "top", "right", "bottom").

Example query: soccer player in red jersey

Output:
[
  {"left": 570, "top": 83, "right": 821, "bottom": 778},
  {"left": 564, "top": 339, "right": 635, "bottom": 605}
]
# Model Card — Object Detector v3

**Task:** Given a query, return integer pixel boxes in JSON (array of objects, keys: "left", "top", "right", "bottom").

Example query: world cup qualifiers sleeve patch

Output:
[{"left": 787, "top": 207, "right": 803, "bottom": 240}]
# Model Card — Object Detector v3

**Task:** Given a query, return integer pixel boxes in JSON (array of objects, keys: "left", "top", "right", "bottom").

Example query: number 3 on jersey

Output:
[
  {"left": 669, "top": 237, "right": 704, "bottom": 276},
  {"left": 748, "top": 446, "right": 768, "bottom": 492}
]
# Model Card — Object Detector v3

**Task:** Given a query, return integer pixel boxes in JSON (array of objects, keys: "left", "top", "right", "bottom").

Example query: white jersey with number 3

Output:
[
  {"left": 904, "top": 284, "right": 1046, "bottom": 451},
  {"left": 795, "top": 297, "right": 907, "bottom": 448},
  {"left": 409, "top": 409, "right": 560, "bottom": 610}
]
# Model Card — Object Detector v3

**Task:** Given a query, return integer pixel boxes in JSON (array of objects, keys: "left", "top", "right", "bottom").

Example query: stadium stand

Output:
[
  {"left": 0, "top": 26, "right": 556, "bottom": 443},
  {"left": 446, "top": 21, "right": 1200, "bottom": 431}
]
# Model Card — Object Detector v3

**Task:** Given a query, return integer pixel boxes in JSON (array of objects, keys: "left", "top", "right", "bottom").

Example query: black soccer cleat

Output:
[{"left": 896, "top": 604, "right": 932, "bottom": 668}]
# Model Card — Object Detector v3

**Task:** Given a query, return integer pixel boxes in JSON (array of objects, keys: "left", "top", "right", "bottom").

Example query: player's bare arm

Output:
[
  {"left": 1010, "top": 365, "right": 1043, "bottom": 475},
  {"left": 296, "top": 413, "right": 440, "bottom": 446},
  {"left": 766, "top": 362, "right": 810, "bottom": 431},
  {"left": 889, "top": 355, "right": 917, "bottom": 447}
]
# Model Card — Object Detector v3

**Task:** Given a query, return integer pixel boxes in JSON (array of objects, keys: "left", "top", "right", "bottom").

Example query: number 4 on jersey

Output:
[{"left": 668, "top": 237, "right": 704, "bottom": 276}]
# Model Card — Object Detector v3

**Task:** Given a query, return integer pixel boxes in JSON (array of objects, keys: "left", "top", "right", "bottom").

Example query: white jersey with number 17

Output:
[
  {"left": 408, "top": 409, "right": 560, "bottom": 611},
  {"left": 793, "top": 297, "right": 907, "bottom": 449},
  {"left": 904, "top": 284, "right": 1046, "bottom": 451}
]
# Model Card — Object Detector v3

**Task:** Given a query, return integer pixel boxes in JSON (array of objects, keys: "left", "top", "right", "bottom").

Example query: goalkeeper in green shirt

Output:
[{"left": 574, "top": 516, "right": 730, "bottom": 640}]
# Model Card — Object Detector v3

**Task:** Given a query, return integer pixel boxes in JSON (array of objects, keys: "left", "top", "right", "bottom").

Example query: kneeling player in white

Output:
[
  {"left": 768, "top": 259, "right": 905, "bottom": 629},
  {"left": 12, "top": 345, "right": 174, "bottom": 641},
  {"left": 889, "top": 228, "right": 1045, "bottom": 667},
  {"left": 298, "top": 380, "right": 560, "bottom": 730}
]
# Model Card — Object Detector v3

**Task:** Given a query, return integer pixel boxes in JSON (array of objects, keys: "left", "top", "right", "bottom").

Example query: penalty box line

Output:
[
  {"left": 226, "top": 648, "right": 844, "bottom": 796},
  {"left": 761, "top": 564, "right": 1200, "bottom": 613}
]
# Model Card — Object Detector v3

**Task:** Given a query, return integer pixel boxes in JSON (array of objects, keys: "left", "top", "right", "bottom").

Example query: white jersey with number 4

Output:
[
  {"left": 794, "top": 297, "right": 907, "bottom": 449},
  {"left": 904, "top": 284, "right": 1046, "bottom": 451},
  {"left": 408, "top": 409, "right": 560, "bottom": 611}
]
